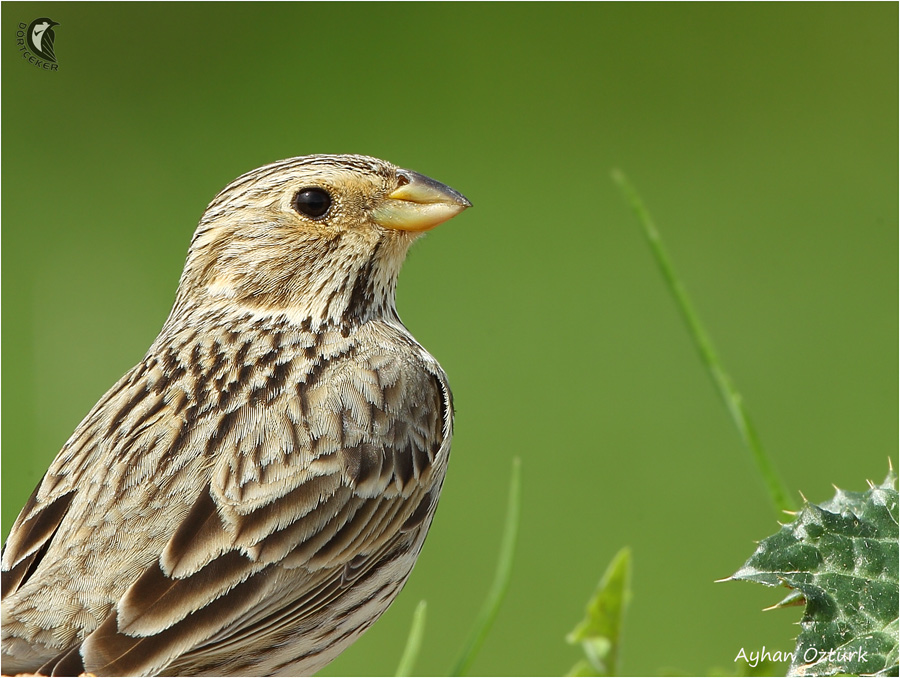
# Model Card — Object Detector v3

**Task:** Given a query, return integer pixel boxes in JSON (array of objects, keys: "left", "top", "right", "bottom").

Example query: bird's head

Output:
[
  {"left": 31, "top": 18, "right": 58, "bottom": 32},
  {"left": 173, "top": 154, "right": 470, "bottom": 328}
]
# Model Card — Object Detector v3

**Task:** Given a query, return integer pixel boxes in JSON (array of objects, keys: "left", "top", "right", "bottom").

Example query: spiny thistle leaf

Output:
[
  {"left": 729, "top": 472, "right": 899, "bottom": 677},
  {"left": 566, "top": 547, "right": 632, "bottom": 677}
]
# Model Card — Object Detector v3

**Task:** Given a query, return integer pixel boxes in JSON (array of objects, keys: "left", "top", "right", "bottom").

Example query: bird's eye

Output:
[{"left": 293, "top": 188, "right": 332, "bottom": 219}]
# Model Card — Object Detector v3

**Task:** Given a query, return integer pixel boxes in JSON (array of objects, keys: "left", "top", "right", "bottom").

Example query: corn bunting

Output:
[{"left": 1, "top": 155, "right": 470, "bottom": 676}]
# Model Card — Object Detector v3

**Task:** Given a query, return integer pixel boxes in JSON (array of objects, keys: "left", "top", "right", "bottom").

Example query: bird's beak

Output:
[{"left": 372, "top": 170, "right": 471, "bottom": 232}]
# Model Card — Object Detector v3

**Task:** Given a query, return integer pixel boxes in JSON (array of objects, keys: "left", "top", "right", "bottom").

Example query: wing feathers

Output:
[
  {"left": 160, "top": 490, "right": 228, "bottom": 578},
  {"left": 118, "top": 551, "right": 264, "bottom": 635},
  {"left": 44, "top": 644, "right": 84, "bottom": 677},
  {"left": 1, "top": 488, "right": 74, "bottom": 597},
  {"left": 82, "top": 565, "right": 278, "bottom": 677},
  {"left": 230, "top": 473, "right": 344, "bottom": 543},
  {"left": 253, "top": 487, "right": 358, "bottom": 566}
]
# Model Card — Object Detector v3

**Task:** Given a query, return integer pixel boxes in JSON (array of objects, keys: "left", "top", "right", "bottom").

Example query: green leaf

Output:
[
  {"left": 730, "top": 472, "right": 899, "bottom": 676},
  {"left": 566, "top": 547, "right": 633, "bottom": 677}
]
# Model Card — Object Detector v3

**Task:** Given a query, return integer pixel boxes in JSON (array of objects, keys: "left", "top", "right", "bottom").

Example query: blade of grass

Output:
[
  {"left": 450, "top": 457, "right": 522, "bottom": 676},
  {"left": 612, "top": 170, "right": 795, "bottom": 516},
  {"left": 395, "top": 600, "right": 427, "bottom": 677}
]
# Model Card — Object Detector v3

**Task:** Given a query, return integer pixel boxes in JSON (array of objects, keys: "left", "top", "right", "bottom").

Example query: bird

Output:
[
  {"left": 1, "top": 154, "right": 470, "bottom": 676},
  {"left": 27, "top": 18, "right": 58, "bottom": 62}
]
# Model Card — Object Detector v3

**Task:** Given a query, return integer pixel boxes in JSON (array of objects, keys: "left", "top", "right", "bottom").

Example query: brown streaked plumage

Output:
[{"left": 1, "top": 154, "right": 470, "bottom": 676}]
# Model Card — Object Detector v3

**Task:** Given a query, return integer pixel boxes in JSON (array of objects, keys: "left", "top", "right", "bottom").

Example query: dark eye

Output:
[{"left": 293, "top": 187, "right": 332, "bottom": 218}]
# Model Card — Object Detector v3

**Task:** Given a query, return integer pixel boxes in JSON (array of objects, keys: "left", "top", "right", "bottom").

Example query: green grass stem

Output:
[
  {"left": 450, "top": 457, "right": 522, "bottom": 676},
  {"left": 395, "top": 600, "right": 427, "bottom": 677},
  {"left": 612, "top": 170, "right": 795, "bottom": 516}
]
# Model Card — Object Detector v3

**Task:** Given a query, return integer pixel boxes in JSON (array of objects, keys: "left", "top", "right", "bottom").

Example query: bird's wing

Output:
[
  {"left": 2, "top": 359, "right": 184, "bottom": 602},
  {"left": 0, "top": 480, "right": 75, "bottom": 599},
  {"left": 41, "top": 32, "right": 55, "bottom": 62},
  {"left": 1, "top": 361, "right": 140, "bottom": 602},
  {"left": 37, "top": 343, "right": 451, "bottom": 677}
]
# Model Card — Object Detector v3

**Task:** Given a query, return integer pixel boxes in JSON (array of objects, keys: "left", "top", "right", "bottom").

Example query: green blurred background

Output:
[{"left": 3, "top": 3, "right": 896, "bottom": 676}]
